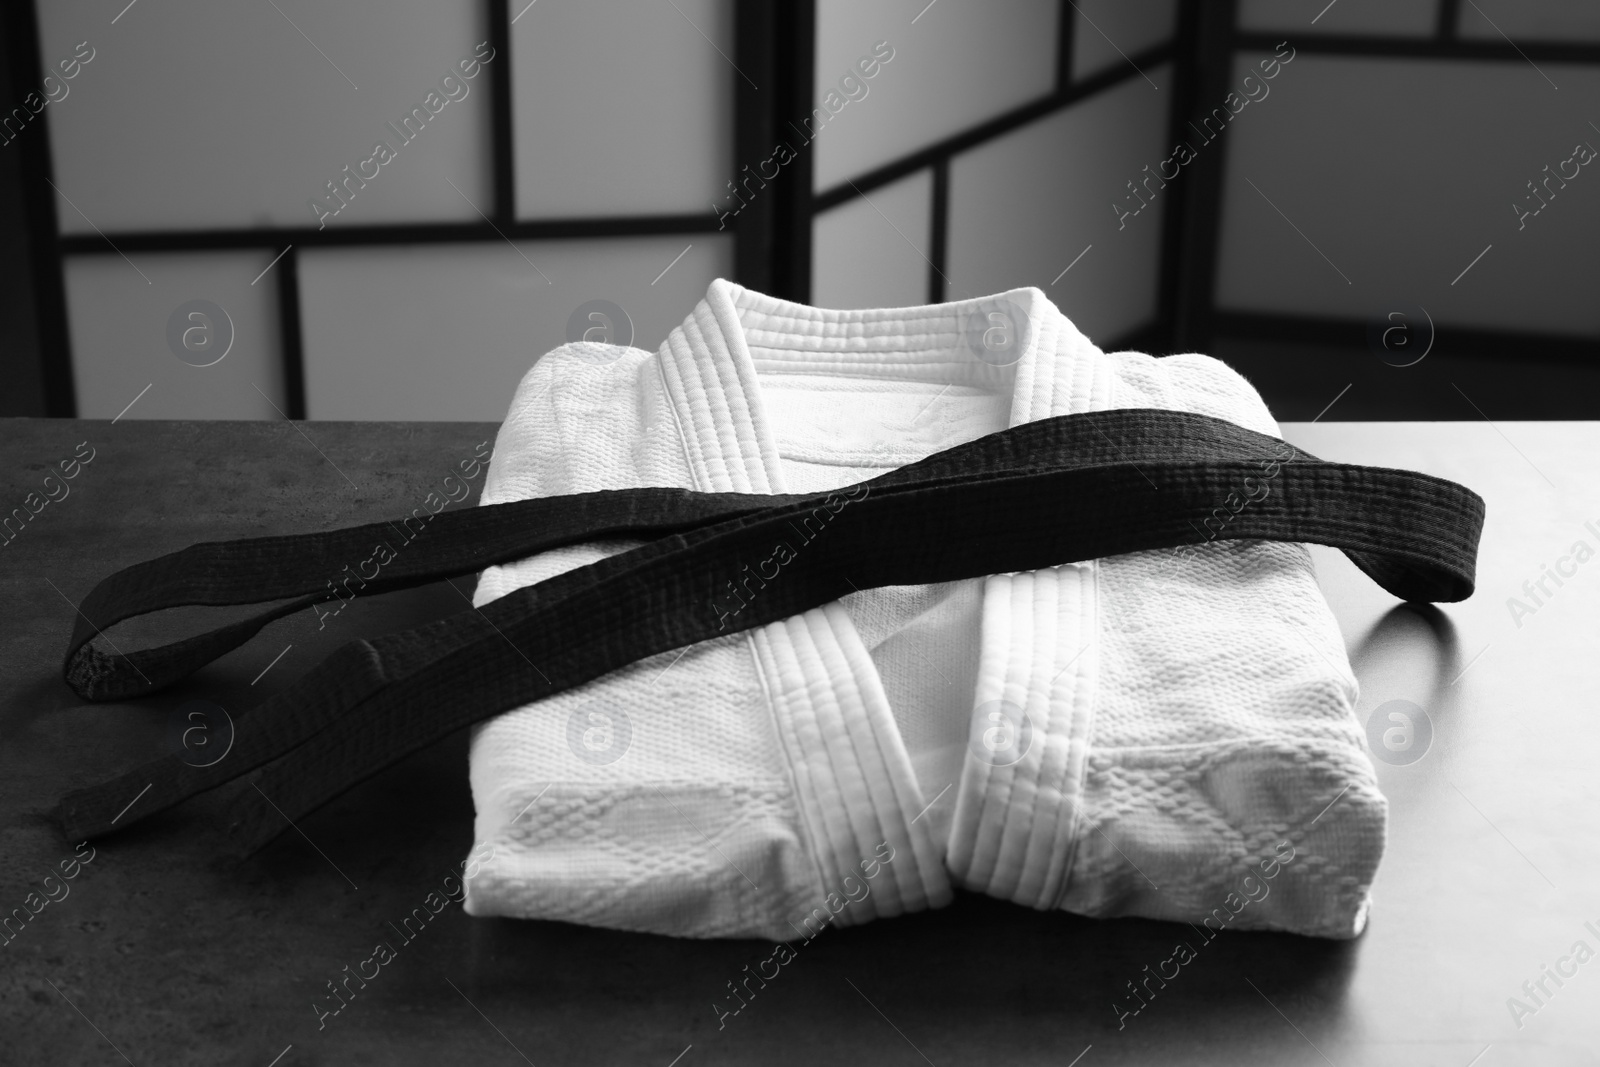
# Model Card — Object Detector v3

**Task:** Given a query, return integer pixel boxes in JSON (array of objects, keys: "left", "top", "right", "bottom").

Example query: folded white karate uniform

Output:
[{"left": 462, "top": 279, "right": 1383, "bottom": 941}]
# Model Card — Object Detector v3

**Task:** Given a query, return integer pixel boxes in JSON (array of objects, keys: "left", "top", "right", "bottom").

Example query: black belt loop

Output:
[{"left": 52, "top": 410, "right": 1485, "bottom": 852}]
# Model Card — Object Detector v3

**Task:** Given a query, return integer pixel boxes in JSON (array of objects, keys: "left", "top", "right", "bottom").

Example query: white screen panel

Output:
[
  {"left": 299, "top": 236, "right": 734, "bottom": 420},
  {"left": 947, "top": 66, "right": 1171, "bottom": 344},
  {"left": 511, "top": 0, "right": 733, "bottom": 218},
  {"left": 1071, "top": 0, "right": 1178, "bottom": 82},
  {"left": 1214, "top": 54, "right": 1600, "bottom": 337},
  {"left": 1237, "top": 0, "right": 1438, "bottom": 35},
  {"left": 65, "top": 250, "right": 285, "bottom": 419},
  {"left": 1459, "top": 1, "right": 1600, "bottom": 42},
  {"left": 811, "top": 169, "right": 932, "bottom": 310},
  {"left": 813, "top": 0, "right": 1058, "bottom": 192},
  {"left": 37, "top": 0, "right": 489, "bottom": 233}
]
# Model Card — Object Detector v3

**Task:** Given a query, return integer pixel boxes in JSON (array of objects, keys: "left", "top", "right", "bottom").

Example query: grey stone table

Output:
[{"left": 2, "top": 418, "right": 1596, "bottom": 1067}]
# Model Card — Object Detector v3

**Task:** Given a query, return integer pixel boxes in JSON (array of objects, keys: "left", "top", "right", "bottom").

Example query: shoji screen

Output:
[
  {"left": 1211, "top": 0, "right": 1600, "bottom": 417},
  {"left": 34, "top": 0, "right": 733, "bottom": 420},
  {"left": 808, "top": 0, "right": 1178, "bottom": 351}
]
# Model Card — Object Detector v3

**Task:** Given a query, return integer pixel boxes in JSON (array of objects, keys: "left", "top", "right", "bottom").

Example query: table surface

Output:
[{"left": 2, "top": 418, "right": 1597, "bottom": 1067}]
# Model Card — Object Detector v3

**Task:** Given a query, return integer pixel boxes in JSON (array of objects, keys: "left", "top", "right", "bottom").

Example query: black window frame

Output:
[{"left": 5, "top": 0, "right": 1596, "bottom": 419}]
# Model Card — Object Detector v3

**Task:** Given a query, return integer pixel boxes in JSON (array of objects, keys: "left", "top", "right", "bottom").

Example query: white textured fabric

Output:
[{"left": 462, "top": 279, "right": 1385, "bottom": 941}]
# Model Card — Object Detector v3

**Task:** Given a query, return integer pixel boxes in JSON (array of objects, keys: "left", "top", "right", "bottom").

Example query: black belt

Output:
[{"left": 54, "top": 409, "right": 1485, "bottom": 855}]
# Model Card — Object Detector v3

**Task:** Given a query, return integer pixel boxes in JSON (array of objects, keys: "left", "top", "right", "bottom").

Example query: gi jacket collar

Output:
[{"left": 655, "top": 278, "right": 1112, "bottom": 913}]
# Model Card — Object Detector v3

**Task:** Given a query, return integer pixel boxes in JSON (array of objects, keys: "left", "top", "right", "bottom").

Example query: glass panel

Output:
[
  {"left": 1237, "top": 0, "right": 1438, "bottom": 36},
  {"left": 299, "top": 236, "right": 734, "bottom": 420},
  {"left": 65, "top": 250, "right": 285, "bottom": 419},
  {"left": 36, "top": 0, "right": 489, "bottom": 233},
  {"left": 1459, "top": 0, "right": 1600, "bottom": 43},
  {"left": 1071, "top": 0, "right": 1178, "bottom": 82},
  {"left": 813, "top": 0, "right": 1058, "bottom": 192},
  {"left": 947, "top": 66, "right": 1171, "bottom": 345},
  {"left": 811, "top": 169, "right": 932, "bottom": 310},
  {"left": 511, "top": 0, "right": 733, "bottom": 218},
  {"left": 1214, "top": 54, "right": 1600, "bottom": 337}
]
